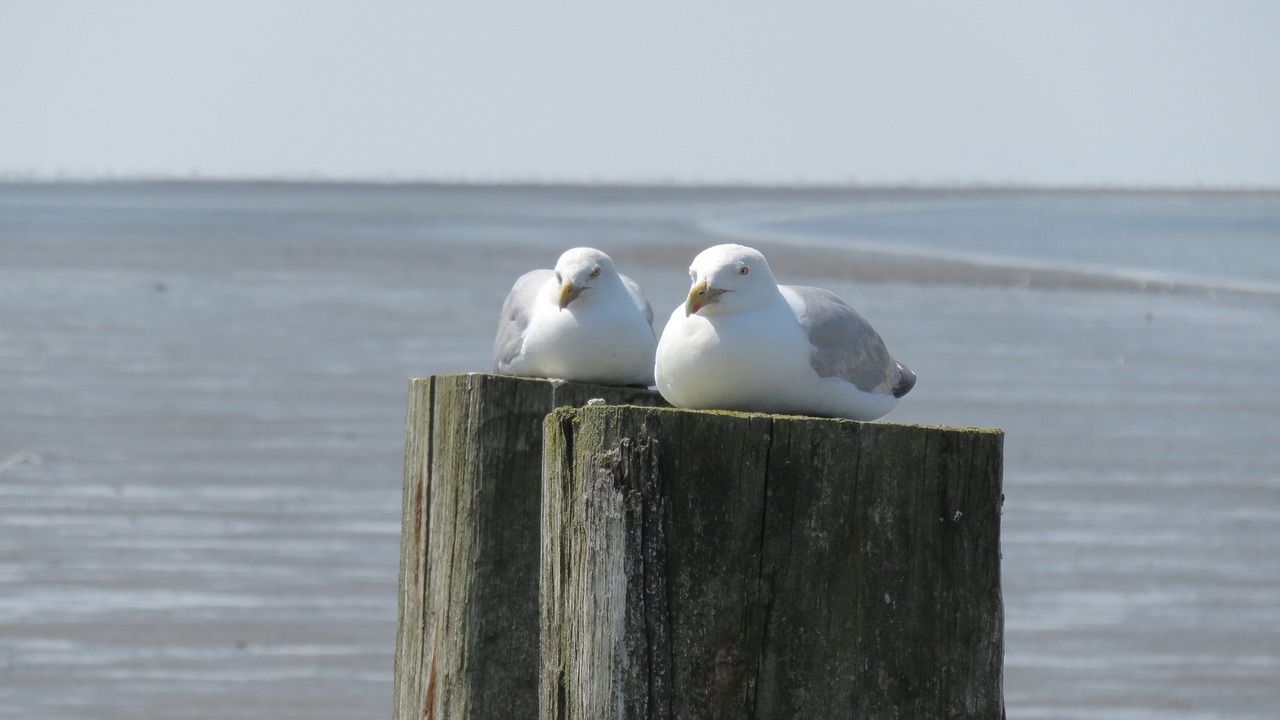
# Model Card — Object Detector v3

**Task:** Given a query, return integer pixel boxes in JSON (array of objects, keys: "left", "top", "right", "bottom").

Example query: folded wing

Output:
[
  {"left": 782, "top": 285, "right": 913, "bottom": 398},
  {"left": 493, "top": 269, "right": 553, "bottom": 371}
]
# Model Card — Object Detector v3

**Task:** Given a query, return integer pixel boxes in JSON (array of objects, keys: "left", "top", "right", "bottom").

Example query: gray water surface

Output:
[{"left": 2, "top": 182, "right": 1278, "bottom": 719}]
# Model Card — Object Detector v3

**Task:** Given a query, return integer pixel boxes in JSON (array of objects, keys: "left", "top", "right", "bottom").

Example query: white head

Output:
[
  {"left": 684, "top": 244, "right": 781, "bottom": 317},
  {"left": 553, "top": 247, "right": 621, "bottom": 309}
]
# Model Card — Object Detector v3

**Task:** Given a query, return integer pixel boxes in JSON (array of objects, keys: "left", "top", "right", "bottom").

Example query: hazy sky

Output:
[{"left": 2, "top": 1, "right": 1278, "bottom": 187}]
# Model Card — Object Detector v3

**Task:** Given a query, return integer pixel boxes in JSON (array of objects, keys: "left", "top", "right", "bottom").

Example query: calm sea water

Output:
[{"left": 1, "top": 182, "right": 1278, "bottom": 719}]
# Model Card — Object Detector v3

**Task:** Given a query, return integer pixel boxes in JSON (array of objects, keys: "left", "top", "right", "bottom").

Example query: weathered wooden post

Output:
[
  {"left": 540, "top": 405, "right": 1003, "bottom": 719},
  {"left": 394, "top": 374, "right": 665, "bottom": 720}
]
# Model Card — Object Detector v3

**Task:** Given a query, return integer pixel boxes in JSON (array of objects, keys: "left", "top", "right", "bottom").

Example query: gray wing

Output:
[
  {"left": 782, "top": 285, "right": 913, "bottom": 397},
  {"left": 620, "top": 274, "right": 655, "bottom": 328},
  {"left": 493, "top": 269, "right": 553, "bottom": 371}
]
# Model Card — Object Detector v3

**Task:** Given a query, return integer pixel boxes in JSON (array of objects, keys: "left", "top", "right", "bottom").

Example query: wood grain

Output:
[
  {"left": 541, "top": 405, "right": 1004, "bottom": 719},
  {"left": 394, "top": 374, "right": 665, "bottom": 720}
]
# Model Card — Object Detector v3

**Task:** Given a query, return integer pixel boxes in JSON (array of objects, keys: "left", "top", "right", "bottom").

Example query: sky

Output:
[{"left": 1, "top": 1, "right": 1278, "bottom": 187}]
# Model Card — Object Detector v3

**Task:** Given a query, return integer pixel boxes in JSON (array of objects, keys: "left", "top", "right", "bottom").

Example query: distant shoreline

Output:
[
  {"left": 1, "top": 176, "right": 1278, "bottom": 196},
  {"left": 5, "top": 180, "right": 1278, "bottom": 300}
]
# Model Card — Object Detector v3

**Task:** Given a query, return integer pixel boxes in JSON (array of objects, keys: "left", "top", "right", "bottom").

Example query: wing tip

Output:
[{"left": 892, "top": 361, "right": 916, "bottom": 398}]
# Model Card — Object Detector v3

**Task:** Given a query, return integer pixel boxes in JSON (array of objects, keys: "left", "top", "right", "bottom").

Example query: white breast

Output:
[{"left": 655, "top": 302, "right": 811, "bottom": 412}]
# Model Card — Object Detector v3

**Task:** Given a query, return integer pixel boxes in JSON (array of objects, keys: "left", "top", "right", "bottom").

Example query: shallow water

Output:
[
  {"left": 711, "top": 192, "right": 1280, "bottom": 291},
  {"left": 1, "top": 182, "right": 1278, "bottom": 718}
]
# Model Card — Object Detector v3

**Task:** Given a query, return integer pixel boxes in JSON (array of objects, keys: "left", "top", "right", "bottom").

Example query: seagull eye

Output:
[
  {"left": 590, "top": 267, "right": 601, "bottom": 278},
  {"left": 739, "top": 266, "right": 749, "bottom": 276}
]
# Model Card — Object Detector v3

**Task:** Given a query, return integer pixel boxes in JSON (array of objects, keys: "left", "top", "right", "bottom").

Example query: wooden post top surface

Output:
[
  {"left": 409, "top": 372, "right": 666, "bottom": 409},
  {"left": 545, "top": 398, "right": 1003, "bottom": 438}
]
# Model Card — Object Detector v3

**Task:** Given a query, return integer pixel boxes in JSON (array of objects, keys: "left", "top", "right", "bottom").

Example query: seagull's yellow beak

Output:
[
  {"left": 558, "top": 282, "right": 584, "bottom": 310},
  {"left": 685, "top": 280, "right": 727, "bottom": 316}
]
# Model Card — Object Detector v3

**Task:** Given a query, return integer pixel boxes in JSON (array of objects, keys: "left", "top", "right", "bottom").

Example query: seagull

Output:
[
  {"left": 494, "top": 247, "right": 658, "bottom": 387},
  {"left": 654, "top": 244, "right": 915, "bottom": 420}
]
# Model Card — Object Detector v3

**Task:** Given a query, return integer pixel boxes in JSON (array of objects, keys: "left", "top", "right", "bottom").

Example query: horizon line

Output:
[{"left": 1, "top": 172, "right": 1278, "bottom": 195}]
